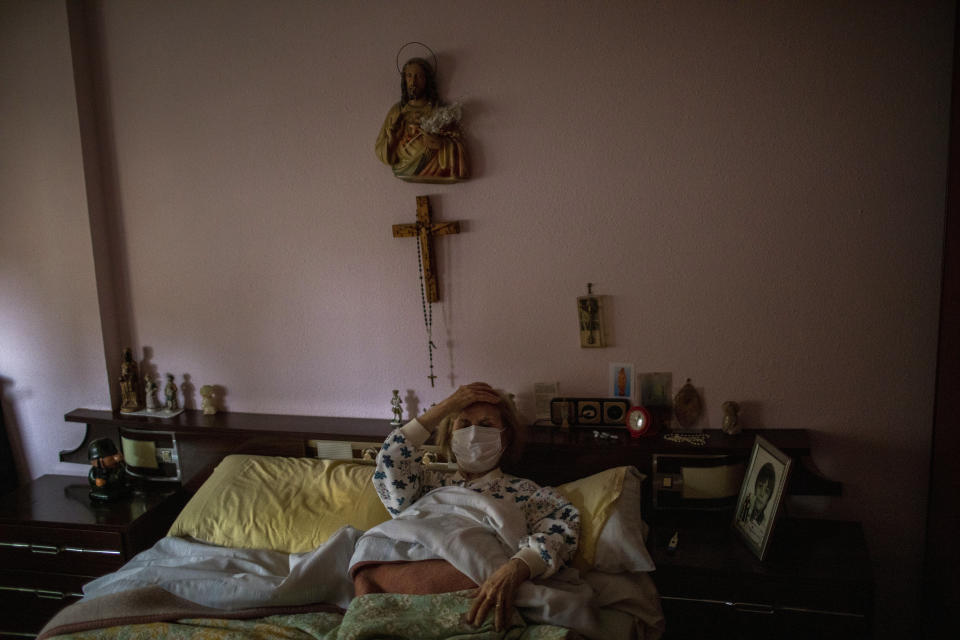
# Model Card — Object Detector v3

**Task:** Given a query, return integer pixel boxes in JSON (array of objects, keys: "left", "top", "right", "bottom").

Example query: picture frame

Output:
[
  {"left": 638, "top": 372, "right": 672, "bottom": 431},
  {"left": 638, "top": 371, "right": 672, "bottom": 407},
  {"left": 577, "top": 294, "right": 605, "bottom": 347},
  {"left": 609, "top": 363, "right": 634, "bottom": 400},
  {"left": 732, "top": 436, "right": 793, "bottom": 561},
  {"left": 533, "top": 382, "right": 559, "bottom": 421}
]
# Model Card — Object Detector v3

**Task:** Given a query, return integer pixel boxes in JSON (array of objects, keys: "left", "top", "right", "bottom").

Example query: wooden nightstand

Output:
[
  {"left": 0, "top": 475, "right": 187, "bottom": 638},
  {"left": 651, "top": 514, "right": 874, "bottom": 639}
]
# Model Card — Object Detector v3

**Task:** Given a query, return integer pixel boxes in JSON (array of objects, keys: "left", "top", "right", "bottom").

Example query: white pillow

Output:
[{"left": 592, "top": 466, "right": 656, "bottom": 573}]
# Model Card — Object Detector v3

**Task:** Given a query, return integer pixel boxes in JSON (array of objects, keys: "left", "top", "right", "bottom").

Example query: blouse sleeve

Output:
[
  {"left": 513, "top": 484, "right": 581, "bottom": 579},
  {"left": 373, "top": 420, "right": 448, "bottom": 516}
]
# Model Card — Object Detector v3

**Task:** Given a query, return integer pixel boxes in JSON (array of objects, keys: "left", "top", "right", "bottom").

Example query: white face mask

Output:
[{"left": 450, "top": 425, "right": 504, "bottom": 474}]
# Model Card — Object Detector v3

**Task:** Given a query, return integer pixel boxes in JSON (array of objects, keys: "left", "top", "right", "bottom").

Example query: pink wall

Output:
[
  {"left": 0, "top": 0, "right": 109, "bottom": 484},
  {"left": 1, "top": 1, "right": 953, "bottom": 637}
]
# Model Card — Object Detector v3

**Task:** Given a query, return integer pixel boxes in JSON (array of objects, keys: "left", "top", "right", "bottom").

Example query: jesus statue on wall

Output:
[{"left": 375, "top": 57, "right": 468, "bottom": 183}]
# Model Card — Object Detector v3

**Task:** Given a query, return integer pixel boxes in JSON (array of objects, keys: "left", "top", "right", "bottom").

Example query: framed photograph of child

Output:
[{"left": 732, "top": 436, "right": 793, "bottom": 561}]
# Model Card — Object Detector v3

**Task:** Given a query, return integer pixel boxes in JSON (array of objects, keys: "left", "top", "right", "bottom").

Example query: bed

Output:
[{"left": 38, "top": 447, "right": 665, "bottom": 640}]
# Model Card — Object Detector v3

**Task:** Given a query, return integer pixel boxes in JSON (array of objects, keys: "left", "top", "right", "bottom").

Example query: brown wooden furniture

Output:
[
  {"left": 61, "top": 408, "right": 392, "bottom": 490},
  {"left": 51, "top": 408, "right": 870, "bottom": 639},
  {"left": 514, "top": 423, "right": 840, "bottom": 499},
  {"left": 923, "top": 9, "right": 960, "bottom": 637},
  {"left": 651, "top": 512, "right": 873, "bottom": 639},
  {"left": 60, "top": 409, "right": 841, "bottom": 499},
  {"left": 0, "top": 475, "right": 187, "bottom": 638}
]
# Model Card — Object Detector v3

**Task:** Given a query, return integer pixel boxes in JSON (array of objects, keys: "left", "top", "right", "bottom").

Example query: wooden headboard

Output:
[{"left": 62, "top": 408, "right": 840, "bottom": 517}]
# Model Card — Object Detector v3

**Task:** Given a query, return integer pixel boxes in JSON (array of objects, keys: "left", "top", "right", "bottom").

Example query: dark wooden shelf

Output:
[
  {"left": 62, "top": 409, "right": 396, "bottom": 489},
  {"left": 61, "top": 409, "right": 841, "bottom": 498},
  {"left": 0, "top": 474, "right": 181, "bottom": 533},
  {"left": 64, "top": 408, "right": 391, "bottom": 442},
  {"left": 650, "top": 514, "right": 873, "bottom": 638},
  {"left": 514, "top": 424, "right": 840, "bottom": 497}
]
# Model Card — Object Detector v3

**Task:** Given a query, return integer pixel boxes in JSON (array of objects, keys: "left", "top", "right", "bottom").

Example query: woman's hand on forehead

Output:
[
  {"left": 444, "top": 382, "right": 501, "bottom": 414},
  {"left": 457, "top": 382, "right": 501, "bottom": 404},
  {"left": 417, "top": 382, "right": 503, "bottom": 433}
]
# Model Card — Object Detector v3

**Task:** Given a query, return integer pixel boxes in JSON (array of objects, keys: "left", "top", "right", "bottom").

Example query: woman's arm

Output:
[
  {"left": 466, "top": 484, "right": 580, "bottom": 632},
  {"left": 373, "top": 382, "right": 502, "bottom": 515},
  {"left": 373, "top": 422, "right": 448, "bottom": 515},
  {"left": 515, "top": 485, "right": 581, "bottom": 578}
]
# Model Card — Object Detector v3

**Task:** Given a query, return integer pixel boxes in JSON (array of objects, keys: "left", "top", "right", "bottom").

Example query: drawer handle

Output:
[
  {"left": 0, "top": 585, "right": 83, "bottom": 600},
  {"left": 62, "top": 546, "right": 122, "bottom": 556},
  {"left": 1, "top": 541, "right": 121, "bottom": 556},
  {"left": 30, "top": 544, "right": 60, "bottom": 555},
  {"left": 732, "top": 602, "right": 775, "bottom": 615}
]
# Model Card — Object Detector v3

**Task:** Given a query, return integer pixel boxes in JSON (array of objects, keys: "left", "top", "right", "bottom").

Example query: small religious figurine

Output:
[
  {"left": 577, "top": 284, "right": 605, "bottom": 348},
  {"left": 144, "top": 373, "right": 160, "bottom": 411},
  {"left": 722, "top": 400, "right": 742, "bottom": 435},
  {"left": 390, "top": 389, "right": 403, "bottom": 425},
  {"left": 673, "top": 378, "right": 703, "bottom": 429},
  {"left": 199, "top": 385, "right": 217, "bottom": 415},
  {"left": 375, "top": 47, "right": 468, "bottom": 183},
  {"left": 164, "top": 373, "right": 179, "bottom": 411},
  {"left": 87, "top": 438, "right": 127, "bottom": 502},
  {"left": 118, "top": 347, "right": 141, "bottom": 413}
]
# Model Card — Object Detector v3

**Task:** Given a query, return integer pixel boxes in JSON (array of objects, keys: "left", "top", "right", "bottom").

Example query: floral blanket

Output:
[{"left": 46, "top": 590, "right": 575, "bottom": 640}]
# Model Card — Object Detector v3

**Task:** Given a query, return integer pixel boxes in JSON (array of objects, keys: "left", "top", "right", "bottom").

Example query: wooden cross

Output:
[{"left": 392, "top": 196, "right": 461, "bottom": 303}]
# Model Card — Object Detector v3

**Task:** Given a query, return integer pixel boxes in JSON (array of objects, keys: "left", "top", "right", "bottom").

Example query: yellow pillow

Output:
[
  {"left": 558, "top": 466, "right": 628, "bottom": 571},
  {"left": 168, "top": 455, "right": 390, "bottom": 553},
  {"left": 169, "top": 455, "right": 639, "bottom": 570}
]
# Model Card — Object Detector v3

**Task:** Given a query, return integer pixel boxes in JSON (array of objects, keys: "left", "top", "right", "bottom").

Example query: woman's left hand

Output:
[{"left": 466, "top": 558, "right": 531, "bottom": 631}]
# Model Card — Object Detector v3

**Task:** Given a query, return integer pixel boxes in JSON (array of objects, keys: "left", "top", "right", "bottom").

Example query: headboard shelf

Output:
[
  {"left": 62, "top": 409, "right": 394, "bottom": 489},
  {"left": 61, "top": 409, "right": 840, "bottom": 500},
  {"left": 525, "top": 423, "right": 813, "bottom": 455},
  {"left": 63, "top": 408, "right": 390, "bottom": 440},
  {"left": 511, "top": 425, "right": 828, "bottom": 491}
]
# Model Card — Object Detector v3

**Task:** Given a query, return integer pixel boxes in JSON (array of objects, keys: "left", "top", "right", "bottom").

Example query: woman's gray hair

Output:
[{"left": 435, "top": 389, "right": 525, "bottom": 466}]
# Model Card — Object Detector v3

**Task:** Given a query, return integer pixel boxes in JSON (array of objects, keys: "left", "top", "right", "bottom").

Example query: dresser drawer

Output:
[
  {"left": 0, "top": 570, "right": 86, "bottom": 638},
  {"left": 660, "top": 596, "right": 870, "bottom": 640},
  {"left": 657, "top": 566, "right": 868, "bottom": 617},
  {"left": 0, "top": 524, "right": 125, "bottom": 575}
]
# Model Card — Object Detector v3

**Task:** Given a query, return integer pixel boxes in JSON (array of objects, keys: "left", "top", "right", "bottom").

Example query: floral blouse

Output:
[{"left": 373, "top": 421, "right": 581, "bottom": 579}]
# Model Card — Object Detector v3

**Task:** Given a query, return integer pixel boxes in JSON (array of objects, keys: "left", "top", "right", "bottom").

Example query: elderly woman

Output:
[{"left": 349, "top": 382, "right": 581, "bottom": 631}]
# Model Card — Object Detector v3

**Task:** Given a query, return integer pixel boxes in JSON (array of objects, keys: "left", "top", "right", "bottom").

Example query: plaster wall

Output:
[
  {"left": 0, "top": 0, "right": 109, "bottom": 481},
  {"left": 0, "top": 1, "right": 952, "bottom": 637}
]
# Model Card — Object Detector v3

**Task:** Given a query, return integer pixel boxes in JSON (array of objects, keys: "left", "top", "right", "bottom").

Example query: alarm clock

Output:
[{"left": 626, "top": 406, "right": 653, "bottom": 438}]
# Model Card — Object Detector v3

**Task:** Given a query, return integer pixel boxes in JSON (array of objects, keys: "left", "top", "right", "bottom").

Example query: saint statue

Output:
[
  {"left": 118, "top": 348, "right": 141, "bottom": 413},
  {"left": 390, "top": 389, "right": 403, "bottom": 425},
  {"left": 722, "top": 401, "right": 741, "bottom": 435},
  {"left": 200, "top": 385, "right": 217, "bottom": 415},
  {"left": 164, "top": 373, "right": 179, "bottom": 412},
  {"left": 375, "top": 56, "right": 468, "bottom": 182},
  {"left": 144, "top": 373, "right": 160, "bottom": 412}
]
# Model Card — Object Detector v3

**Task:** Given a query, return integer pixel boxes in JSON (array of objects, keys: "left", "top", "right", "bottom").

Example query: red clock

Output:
[{"left": 626, "top": 406, "right": 653, "bottom": 438}]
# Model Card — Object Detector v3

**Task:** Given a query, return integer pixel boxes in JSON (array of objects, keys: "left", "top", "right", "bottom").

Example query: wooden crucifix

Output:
[{"left": 392, "top": 195, "right": 461, "bottom": 303}]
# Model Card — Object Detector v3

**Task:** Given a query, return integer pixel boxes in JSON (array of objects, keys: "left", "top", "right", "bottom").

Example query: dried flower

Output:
[{"left": 419, "top": 102, "right": 463, "bottom": 135}]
